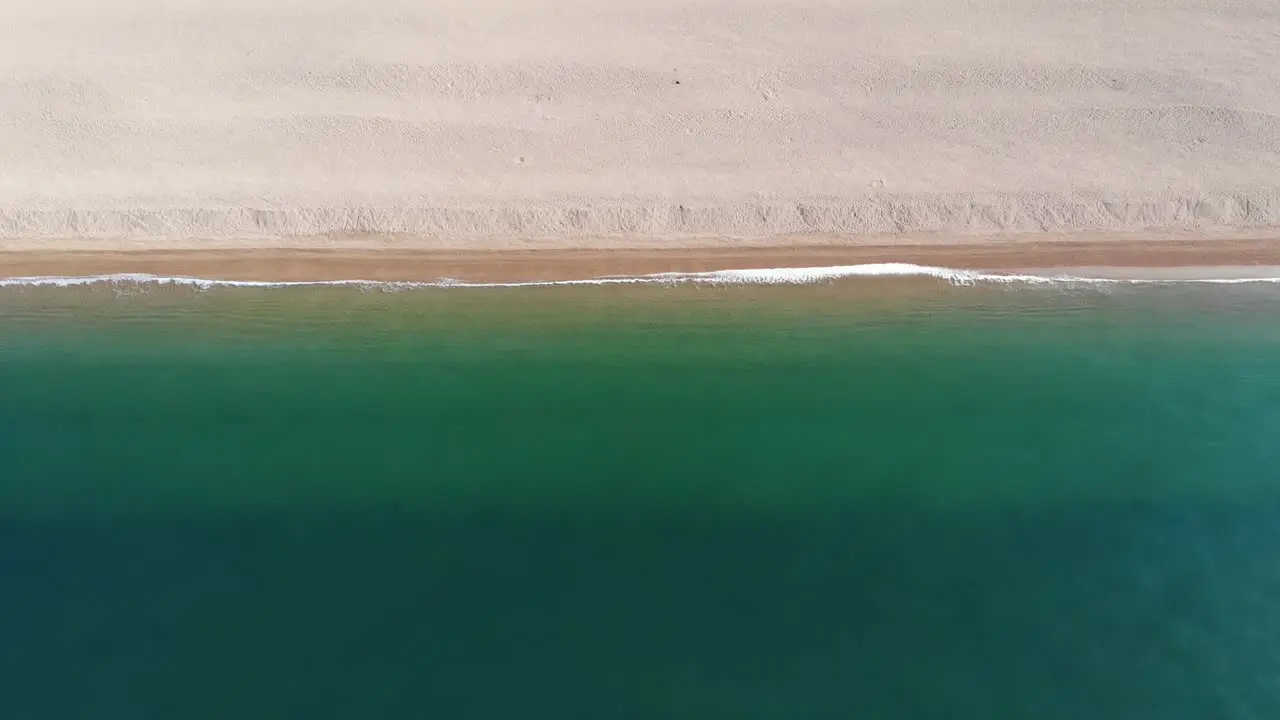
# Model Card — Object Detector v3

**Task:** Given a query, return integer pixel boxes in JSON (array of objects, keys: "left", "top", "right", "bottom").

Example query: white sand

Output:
[{"left": 1, "top": 0, "right": 1278, "bottom": 246}]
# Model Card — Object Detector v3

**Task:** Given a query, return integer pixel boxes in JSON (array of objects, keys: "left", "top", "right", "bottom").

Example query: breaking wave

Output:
[{"left": 3, "top": 264, "right": 1280, "bottom": 290}]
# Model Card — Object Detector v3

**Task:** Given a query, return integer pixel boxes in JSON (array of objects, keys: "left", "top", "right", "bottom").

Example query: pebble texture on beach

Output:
[{"left": 2, "top": 0, "right": 1278, "bottom": 243}]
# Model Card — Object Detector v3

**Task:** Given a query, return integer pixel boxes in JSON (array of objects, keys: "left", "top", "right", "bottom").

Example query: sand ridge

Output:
[{"left": 2, "top": 0, "right": 1279, "bottom": 245}]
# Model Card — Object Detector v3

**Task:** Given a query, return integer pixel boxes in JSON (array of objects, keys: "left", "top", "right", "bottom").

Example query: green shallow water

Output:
[{"left": 3, "top": 279, "right": 1280, "bottom": 717}]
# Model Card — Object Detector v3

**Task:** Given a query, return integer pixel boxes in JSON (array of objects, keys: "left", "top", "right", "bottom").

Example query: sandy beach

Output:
[{"left": 1, "top": 0, "right": 1278, "bottom": 267}]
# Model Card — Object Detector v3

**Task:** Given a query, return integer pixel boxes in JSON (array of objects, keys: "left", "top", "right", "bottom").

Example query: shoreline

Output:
[{"left": 2, "top": 237, "right": 1280, "bottom": 285}]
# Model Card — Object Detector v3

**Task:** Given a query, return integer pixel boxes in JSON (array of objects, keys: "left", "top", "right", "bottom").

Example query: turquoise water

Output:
[{"left": 3, "top": 278, "right": 1280, "bottom": 717}]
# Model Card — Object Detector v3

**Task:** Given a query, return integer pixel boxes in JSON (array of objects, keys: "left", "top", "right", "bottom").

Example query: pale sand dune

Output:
[{"left": 1, "top": 0, "right": 1279, "bottom": 247}]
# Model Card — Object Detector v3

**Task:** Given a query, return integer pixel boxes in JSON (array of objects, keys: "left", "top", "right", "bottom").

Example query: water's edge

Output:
[{"left": 4, "top": 264, "right": 1280, "bottom": 290}]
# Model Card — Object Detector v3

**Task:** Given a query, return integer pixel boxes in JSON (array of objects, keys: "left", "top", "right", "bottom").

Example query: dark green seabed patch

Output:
[{"left": 3, "top": 280, "right": 1280, "bottom": 718}]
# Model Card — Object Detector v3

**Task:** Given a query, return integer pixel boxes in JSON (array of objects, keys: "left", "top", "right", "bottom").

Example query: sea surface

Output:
[{"left": 3, "top": 271, "right": 1280, "bottom": 718}]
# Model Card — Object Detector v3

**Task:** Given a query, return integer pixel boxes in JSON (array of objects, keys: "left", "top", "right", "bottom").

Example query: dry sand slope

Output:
[{"left": 1, "top": 0, "right": 1279, "bottom": 247}]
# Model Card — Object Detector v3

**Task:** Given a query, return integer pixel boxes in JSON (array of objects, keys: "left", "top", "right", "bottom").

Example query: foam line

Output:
[{"left": 1, "top": 265, "right": 1280, "bottom": 290}]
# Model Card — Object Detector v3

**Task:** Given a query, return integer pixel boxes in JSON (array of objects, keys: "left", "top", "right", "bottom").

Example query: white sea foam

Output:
[{"left": 1, "top": 264, "right": 1279, "bottom": 290}]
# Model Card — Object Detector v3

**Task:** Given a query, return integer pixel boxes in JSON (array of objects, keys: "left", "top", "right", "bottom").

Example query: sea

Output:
[{"left": 2, "top": 265, "right": 1280, "bottom": 718}]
